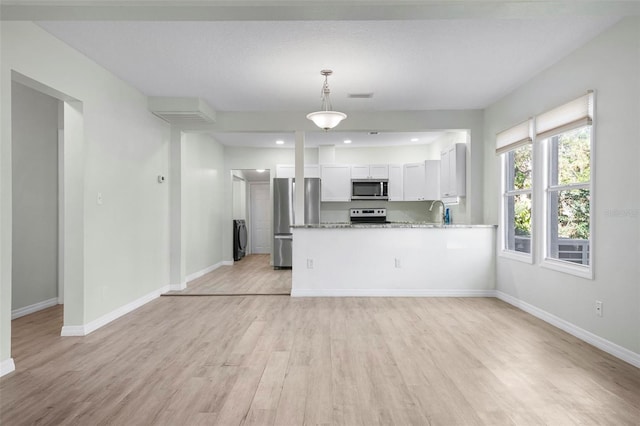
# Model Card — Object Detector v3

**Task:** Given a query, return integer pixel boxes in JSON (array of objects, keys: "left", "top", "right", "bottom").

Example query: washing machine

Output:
[{"left": 233, "top": 219, "right": 247, "bottom": 261}]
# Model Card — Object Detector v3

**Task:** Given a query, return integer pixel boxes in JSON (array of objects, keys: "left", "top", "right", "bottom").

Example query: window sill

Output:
[
  {"left": 499, "top": 250, "right": 533, "bottom": 264},
  {"left": 541, "top": 258, "right": 593, "bottom": 279}
]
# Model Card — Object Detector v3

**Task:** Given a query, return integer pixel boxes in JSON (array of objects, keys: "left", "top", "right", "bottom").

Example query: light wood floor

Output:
[
  {"left": 2, "top": 296, "right": 640, "bottom": 424},
  {"left": 168, "top": 254, "right": 291, "bottom": 295}
]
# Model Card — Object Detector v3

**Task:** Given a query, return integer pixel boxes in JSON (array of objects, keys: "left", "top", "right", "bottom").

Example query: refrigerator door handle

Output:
[{"left": 274, "top": 234, "right": 293, "bottom": 240}]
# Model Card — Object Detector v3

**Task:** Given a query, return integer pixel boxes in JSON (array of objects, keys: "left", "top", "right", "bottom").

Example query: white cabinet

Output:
[
  {"left": 320, "top": 164, "right": 351, "bottom": 202},
  {"left": 350, "top": 164, "right": 389, "bottom": 179},
  {"left": 304, "top": 165, "right": 320, "bottom": 178},
  {"left": 388, "top": 164, "right": 404, "bottom": 201},
  {"left": 403, "top": 161, "right": 440, "bottom": 201},
  {"left": 276, "top": 164, "right": 321, "bottom": 178},
  {"left": 440, "top": 144, "right": 466, "bottom": 198}
]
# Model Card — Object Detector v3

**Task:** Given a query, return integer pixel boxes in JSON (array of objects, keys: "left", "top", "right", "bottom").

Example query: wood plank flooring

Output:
[
  {"left": 2, "top": 267, "right": 640, "bottom": 424},
  {"left": 168, "top": 254, "right": 291, "bottom": 295}
]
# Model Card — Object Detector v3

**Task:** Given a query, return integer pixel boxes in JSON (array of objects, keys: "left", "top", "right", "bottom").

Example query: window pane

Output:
[
  {"left": 548, "top": 188, "right": 590, "bottom": 265},
  {"left": 505, "top": 193, "right": 532, "bottom": 253},
  {"left": 550, "top": 126, "right": 590, "bottom": 186},
  {"left": 506, "top": 144, "right": 532, "bottom": 191}
]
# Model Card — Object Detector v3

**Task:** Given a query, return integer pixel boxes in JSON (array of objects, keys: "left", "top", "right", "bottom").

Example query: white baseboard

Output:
[
  {"left": 168, "top": 282, "right": 186, "bottom": 291},
  {"left": 185, "top": 260, "right": 232, "bottom": 283},
  {"left": 61, "top": 285, "right": 171, "bottom": 337},
  {"left": 0, "top": 358, "right": 16, "bottom": 377},
  {"left": 12, "top": 297, "right": 59, "bottom": 320},
  {"left": 495, "top": 291, "right": 640, "bottom": 369},
  {"left": 291, "top": 288, "right": 496, "bottom": 298}
]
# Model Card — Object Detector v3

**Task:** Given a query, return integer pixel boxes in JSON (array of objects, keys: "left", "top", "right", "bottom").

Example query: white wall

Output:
[
  {"left": 334, "top": 144, "right": 431, "bottom": 163},
  {"left": 183, "top": 133, "right": 224, "bottom": 276},
  {"left": 483, "top": 17, "right": 640, "bottom": 355},
  {"left": 1, "top": 22, "right": 171, "bottom": 368},
  {"left": 11, "top": 81, "right": 59, "bottom": 311}
]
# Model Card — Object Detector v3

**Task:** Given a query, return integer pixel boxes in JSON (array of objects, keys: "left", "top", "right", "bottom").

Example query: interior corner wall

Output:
[
  {"left": 483, "top": 17, "right": 640, "bottom": 355},
  {"left": 183, "top": 133, "right": 225, "bottom": 276},
  {"left": 11, "top": 81, "right": 59, "bottom": 312},
  {"left": 1, "top": 21, "right": 171, "bottom": 364}
]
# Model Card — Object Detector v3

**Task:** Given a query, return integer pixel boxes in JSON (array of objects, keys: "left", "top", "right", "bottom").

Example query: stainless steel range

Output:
[{"left": 350, "top": 208, "right": 389, "bottom": 224}]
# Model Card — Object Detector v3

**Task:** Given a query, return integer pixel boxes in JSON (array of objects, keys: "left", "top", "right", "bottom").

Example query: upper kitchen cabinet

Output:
[
  {"left": 276, "top": 164, "right": 321, "bottom": 178},
  {"left": 321, "top": 164, "right": 351, "bottom": 202},
  {"left": 304, "top": 165, "right": 321, "bottom": 178},
  {"left": 440, "top": 144, "right": 466, "bottom": 199},
  {"left": 403, "top": 160, "right": 440, "bottom": 201},
  {"left": 350, "top": 164, "right": 389, "bottom": 179},
  {"left": 388, "top": 164, "right": 404, "bottom": 201}
]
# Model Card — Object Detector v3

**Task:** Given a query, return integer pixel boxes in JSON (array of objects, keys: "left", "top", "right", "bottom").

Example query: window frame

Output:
[
  {"left": 541, "top": 125, "right": 594, "bottom": 279},
  {"left": 499, "top": 144, "right": 534, "bottom": 264}
]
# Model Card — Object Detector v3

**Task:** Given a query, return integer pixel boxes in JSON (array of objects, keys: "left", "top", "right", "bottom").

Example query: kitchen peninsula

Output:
[{"left": 291, "top": 223, "right": 496, "bottom": 297}]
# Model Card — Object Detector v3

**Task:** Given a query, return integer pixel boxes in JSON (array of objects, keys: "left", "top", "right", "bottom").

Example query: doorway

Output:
[
  {"left": 11, "top": 81, "right": 60, "bottom": 319},
  {"left": 250, "top": 182, "right": 271, "bottom": 254},
  {"left": 8, "top": 71, "right": 86, "bottom": 350}
]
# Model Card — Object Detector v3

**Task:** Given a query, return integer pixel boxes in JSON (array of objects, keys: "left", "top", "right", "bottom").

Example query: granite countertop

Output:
[{"left": 292, "top": 222, "right": 497, "bottom": 229}]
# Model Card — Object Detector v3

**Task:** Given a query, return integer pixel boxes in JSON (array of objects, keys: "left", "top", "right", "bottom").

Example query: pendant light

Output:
[{"left": 306, "top": 69, "right": 347, "bottom": 131}]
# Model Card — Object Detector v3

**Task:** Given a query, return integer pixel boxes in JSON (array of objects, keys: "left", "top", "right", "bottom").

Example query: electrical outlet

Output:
[
  {"left": 306, "top": 259, "right": 314, "bottom": 269},
  {"left": 595, "top": 300, "right": 603, "bottom": 317},
  {"left": 394, "top": 258, "right": 401, "bottom": 268},
  {"left": 97, "top": 192, "right": 103, "bottom": 205}
]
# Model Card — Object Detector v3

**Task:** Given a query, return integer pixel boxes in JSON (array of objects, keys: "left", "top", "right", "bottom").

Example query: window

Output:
[
  {"left": 545, "top": 126, "right": 591, "bottom": 267},
  {"left": 497, "top": 119, "right": 533, "bottom": 260},
  {"left": 538, "top": 91, "right": 594, "bottom": 277},
  {"left": 496, "top": 92, "right": 593, "bottom": 276},
  {"left": 504, "top": 144, "right": 533, "bottom": 255}
]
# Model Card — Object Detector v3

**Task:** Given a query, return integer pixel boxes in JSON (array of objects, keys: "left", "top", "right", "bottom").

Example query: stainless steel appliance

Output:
[
  {"left": 273, "top": 177, "right": 321, "bottom": 268},
  {"left": 350, "top": 208, "right": 389, "bottom": 224},
  {"left": 351, "top": 179, "right": 389, "bottom": 200}
]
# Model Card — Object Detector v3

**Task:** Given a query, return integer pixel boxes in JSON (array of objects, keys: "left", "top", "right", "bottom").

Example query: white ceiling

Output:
[
  {"left": 38, "top": 17, "right": 621, "bottom": 112},
  {"left": 21, "top": 1, "right": 632, "bottom": 146}
]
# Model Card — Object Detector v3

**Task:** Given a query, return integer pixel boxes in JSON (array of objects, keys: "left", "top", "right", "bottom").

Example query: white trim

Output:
[
  {"left": 168, "top": 282, "right": 187, "bottom": 291},
  {"left": 495, "top": 291, "right": 640, "bottom": 369},
  {"left": 57, "top": 127, "right": 64, "bottom": 305},
  {"left": 0, "top": 358, "right": 16, "bottom": 377},
  {"left": 499, "top": 249, "right": 534, "bottom": 264},
  {"left": 60, "top": 285, "right": 170, "bottom": 337},
  {"left": 291, "top": 289, "right": 496, "bottom": 298},
  {"left": 11, "top": 297, "right": 59, "bottom": 320},
  {"left": 541, "top": 257, "right": 593, "bottom": 279},
  {"left": 185, "top": 260, "right": 232, "bottom": 283}
]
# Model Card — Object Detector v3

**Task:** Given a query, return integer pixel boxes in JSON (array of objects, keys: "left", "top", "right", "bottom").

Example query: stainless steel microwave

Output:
[{"left": 351, "top": 179, "right": 389, "bottom": 200}]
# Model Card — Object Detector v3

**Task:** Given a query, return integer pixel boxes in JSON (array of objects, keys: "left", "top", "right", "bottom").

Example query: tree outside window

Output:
[
  {"left": 547, "top": 126, "right": 591, "bottom": 265},
  {"left": 504, "top": 144, "right": 532, "bottom": 254}
]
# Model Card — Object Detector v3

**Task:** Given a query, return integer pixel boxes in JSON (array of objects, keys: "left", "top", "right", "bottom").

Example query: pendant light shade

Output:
[
  {"left": 307, "top": 70, "right": 347, "bottom": 131},
  {"left": 306, "top": 110, "right": 347, "bottom": 131}
]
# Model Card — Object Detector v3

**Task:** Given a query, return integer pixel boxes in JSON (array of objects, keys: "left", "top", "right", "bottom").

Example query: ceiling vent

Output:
[
  {"left": 148, "top": 97, "right": 216, "bottom": 124},
  {"left": 348, "top": 93, "right": 374, "bottom": 99}
]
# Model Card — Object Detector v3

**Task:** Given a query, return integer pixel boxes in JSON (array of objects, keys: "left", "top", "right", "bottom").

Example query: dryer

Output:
[{"left": 233, "top": 219, "right": 247, "bottom": 261}]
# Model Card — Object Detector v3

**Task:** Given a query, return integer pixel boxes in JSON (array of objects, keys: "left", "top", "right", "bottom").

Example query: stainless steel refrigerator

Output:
[{"left": 273, "top": 177, "right": 321, "bottom": 269}]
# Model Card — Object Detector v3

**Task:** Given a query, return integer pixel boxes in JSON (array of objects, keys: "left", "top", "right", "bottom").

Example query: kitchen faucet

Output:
[{"left": 429, "top": 200, "right": 446, "bottom": 225}]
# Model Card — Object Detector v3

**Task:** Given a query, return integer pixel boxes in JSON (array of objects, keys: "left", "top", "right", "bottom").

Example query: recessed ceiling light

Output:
[
  {"left": 256, "top": 169, "right": 265, "bottom": 173},
  {"left": 275, "top": 140, "right": 284, "bottom": 145},
  {"left": 368, "top": 131, "right": 379, "bottom": 135},
  {"left": 343, "top": 139, "right": 352, "bottom": 144},
  {"left": 411, "top": 138, "right": 419, "bottom": 142}
]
